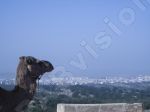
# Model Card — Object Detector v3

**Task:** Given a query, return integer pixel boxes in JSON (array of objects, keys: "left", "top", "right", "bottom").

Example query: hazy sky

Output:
[{"left": 0, "top": 0, "right": 150, "bottom": 78}]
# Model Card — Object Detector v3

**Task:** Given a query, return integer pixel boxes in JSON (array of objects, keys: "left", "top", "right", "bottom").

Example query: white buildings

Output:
[{"left": 1, "top": 75, "right": 150, "bottom": 85}]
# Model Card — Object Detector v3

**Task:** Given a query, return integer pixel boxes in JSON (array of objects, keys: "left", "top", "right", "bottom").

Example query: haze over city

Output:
[{"left": 0, "top": 0, "right": 150, "bottom": 78}]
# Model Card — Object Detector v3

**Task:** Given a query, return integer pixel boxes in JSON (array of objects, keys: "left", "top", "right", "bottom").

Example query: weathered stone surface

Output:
[{"left": 57, "top": 103, "right": 143, "bottom": 112}]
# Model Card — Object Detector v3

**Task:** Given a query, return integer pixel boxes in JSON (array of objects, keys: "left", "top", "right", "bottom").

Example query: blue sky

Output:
[{"left": 0, "top": 0, "right": 150, "bottom": 78}]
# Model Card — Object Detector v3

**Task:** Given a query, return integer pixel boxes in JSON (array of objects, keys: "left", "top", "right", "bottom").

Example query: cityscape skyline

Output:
[{"left": 1, "top": 74, "right": 150, "bottom": 85}]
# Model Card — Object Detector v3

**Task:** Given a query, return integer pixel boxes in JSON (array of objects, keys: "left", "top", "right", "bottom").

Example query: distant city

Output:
[
  {"left": 1, "top": 75, "right": 150, "bottom": 85},
  {"left": 40, "top": 75, "right": 150, "bottom": 85}
]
